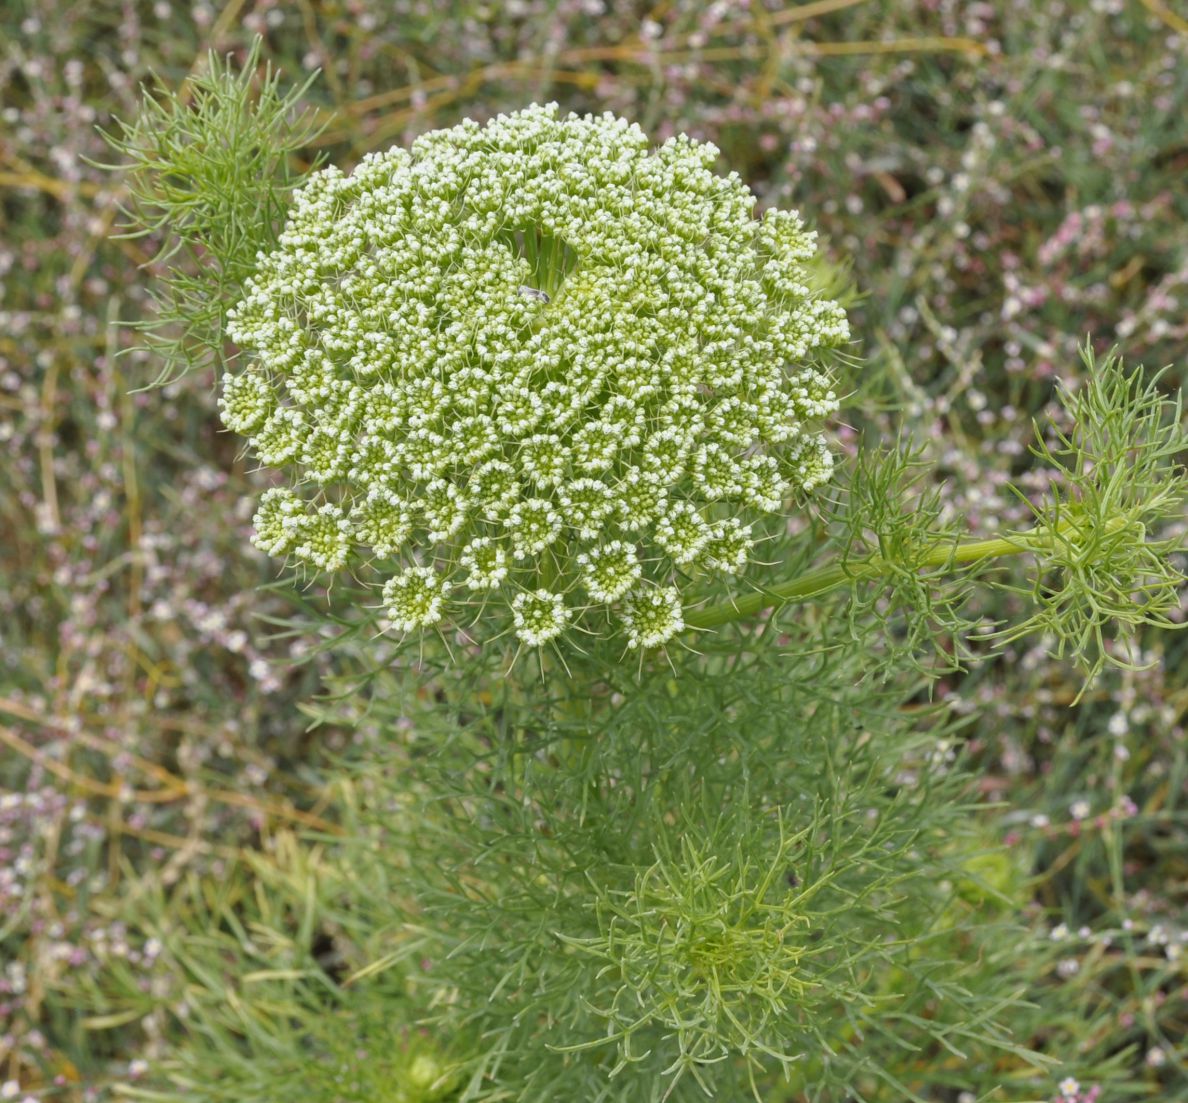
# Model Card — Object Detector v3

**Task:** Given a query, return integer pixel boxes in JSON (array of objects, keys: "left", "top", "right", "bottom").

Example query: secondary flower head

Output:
[
  {"left": 623, "top": 586, "right": 686, "bottom": 649},
  {"left": 225, "top": 104, "right": 848, "bottom": 647}
]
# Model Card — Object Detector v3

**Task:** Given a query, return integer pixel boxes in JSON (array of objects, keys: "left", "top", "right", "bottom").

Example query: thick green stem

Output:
[{"left": 684, "top": 528, "right": 1048, "bottom": 632}]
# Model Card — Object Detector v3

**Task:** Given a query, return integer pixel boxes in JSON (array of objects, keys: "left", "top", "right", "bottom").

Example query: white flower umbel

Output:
[
  {"left": 511, "top": 589, "right": 571, "bottom": 646},
  {"left": 382, "top": 566, "right": 451, "bottom": 632},
  {"left": 291, "top": 501, "right": 351, "bottom": 571},
  {"left": 351, "top": 489, "right": 412, "bottom": 558},
  {"left": 623, "top": 586, "right": 685, "bottom": 649},
  {"left": 251, "top": 486, "right": 303, "bottom": 557},
  {"left": 224, "top": 104, "right": 848, "bottom": 646},
  {"left": 702, "top": 518, "right": 753, "bottom": 575},
  {"left": 219, "top": 369, "right": 274, "bottom": 433},
  {"left": 459, "top": 537, "right": 510, "bottom": 591},
  {"left": 577, "top": 541, "right": 643, "bottom": 603}
]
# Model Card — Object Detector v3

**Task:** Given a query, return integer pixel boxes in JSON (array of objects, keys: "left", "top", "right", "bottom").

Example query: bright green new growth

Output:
[
  {"left": 991, "top": 346, "right": 1187, "bottom": 685},
  {"left": 99, "top": 40, "right": 323, "bottom": 386},
  {"left": 554, "top": 820, "right": 814, "bottom": 1093},
  {"left": 221, "top": 103, "right": 848, "bottom": 650}
]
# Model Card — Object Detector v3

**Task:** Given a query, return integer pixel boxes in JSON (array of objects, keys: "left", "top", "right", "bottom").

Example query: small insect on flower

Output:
[{"left": 223, "top": 104, "right": 848, "bottom": 648}]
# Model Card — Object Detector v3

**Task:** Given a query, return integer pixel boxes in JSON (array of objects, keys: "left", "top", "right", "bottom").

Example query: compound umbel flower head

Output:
[{"left": 224, "top": 104, "right": 848, "bottom": 649}]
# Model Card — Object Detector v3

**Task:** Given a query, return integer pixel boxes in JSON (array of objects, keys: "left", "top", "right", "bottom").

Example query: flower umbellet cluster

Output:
[{"left": 223, "top": 103, "right": 848, "bottom": 648}]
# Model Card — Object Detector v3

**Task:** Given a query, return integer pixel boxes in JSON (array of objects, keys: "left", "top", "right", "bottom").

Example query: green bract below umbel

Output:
[{"left": 222, "top": 103, "right": 849, "bottom": 649}]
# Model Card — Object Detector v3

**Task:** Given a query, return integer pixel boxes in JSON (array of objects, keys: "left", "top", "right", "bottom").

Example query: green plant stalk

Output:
[{"left": 685, "top": 516, "right": 1125, "bottom": 631}]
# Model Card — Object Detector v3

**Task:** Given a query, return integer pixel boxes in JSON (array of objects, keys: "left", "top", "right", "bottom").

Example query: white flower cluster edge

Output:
[{"left": 222, "top": 103, "right": 849, "bottom": 649}]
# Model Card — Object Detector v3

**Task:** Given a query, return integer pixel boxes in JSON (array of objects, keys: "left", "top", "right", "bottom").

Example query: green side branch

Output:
[
  {"left": 686, "top": 509, "right": 1158, "bottom": 635},
  {"left": 690, "top": 347, "right": 1187, "bottom": 689},
  {"left": 686, "top": 528, "right": 1043, "bottom": 631}
]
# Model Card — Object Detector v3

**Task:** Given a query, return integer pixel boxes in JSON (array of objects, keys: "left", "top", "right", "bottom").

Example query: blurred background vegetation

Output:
[{"left": 0, "top": 1, "right": 1185, "bottom": 1099}]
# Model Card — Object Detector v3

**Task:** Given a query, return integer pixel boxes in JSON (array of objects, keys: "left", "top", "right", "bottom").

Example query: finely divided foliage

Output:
[
  {"left": 54, "top": 26, "right": 1188, "bottom": 1103},
  {"left": 222, "top": 104, "right": 847, "bottom": 649}
]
